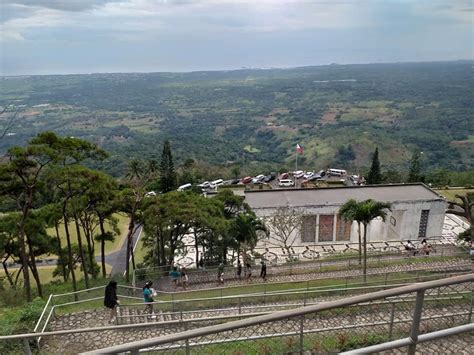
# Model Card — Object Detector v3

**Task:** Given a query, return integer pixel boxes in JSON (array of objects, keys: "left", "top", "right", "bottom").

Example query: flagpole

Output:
[{"left": 295, "top": 148, "right": 298, "bottom": 172}]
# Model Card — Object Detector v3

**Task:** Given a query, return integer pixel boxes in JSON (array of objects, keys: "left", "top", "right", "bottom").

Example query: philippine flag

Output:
[{"left": 296, "top": 144, "right": 304, "bottom": 154}]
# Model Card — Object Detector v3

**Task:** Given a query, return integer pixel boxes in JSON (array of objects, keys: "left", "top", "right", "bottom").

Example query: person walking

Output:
[
  {"left": 104, "top": 280, "right": 119, "bottom": 324},
  {"left": 170, "top": 267, "right": 180, "bottom": 289},
  {"left": 217, "top": 263, "right": 224, "bottom": 284},
  {"left": 246, "top": 262, "right": 252, "bottom": 283},
  {"left": 260, "top": 261, "right": 267, "bottom": 281},
  {"left": 180, "top": 267, "right": 189, "bottom": 290},
  {"left": 143, "top": 281, "right": 156, "bottom": 318},
  {"left": 236, "top": 260, "right": 242, "bottom": 279}
]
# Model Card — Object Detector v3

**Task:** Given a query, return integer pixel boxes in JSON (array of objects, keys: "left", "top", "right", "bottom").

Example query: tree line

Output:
[{"left": 0, "top": 132, "right": 266, "bottom": 302}]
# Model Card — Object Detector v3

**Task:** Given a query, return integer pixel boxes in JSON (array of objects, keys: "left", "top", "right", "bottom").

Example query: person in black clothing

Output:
[
  {"left": 104, "top": 280, "right": 119, "bottom": 323},
  {"left": 237, "top": 260, "right": 242, "bottom": 279},
  {"left": 260, "top": 261, "right": 267, "bottom": 281}
]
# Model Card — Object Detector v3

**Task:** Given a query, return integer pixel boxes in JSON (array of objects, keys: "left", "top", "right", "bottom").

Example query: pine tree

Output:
[
  {"left": 407, "top": 151, "right": 423, "bottom": 183},
  {"left": 160, "top": 140, "right": 177, "bottom": 192},
  {"left": 366, "top": 147, "right": 382, "bottom": 184}
]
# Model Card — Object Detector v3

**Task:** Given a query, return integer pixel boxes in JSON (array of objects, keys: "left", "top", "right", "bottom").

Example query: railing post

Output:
[
  {"left": 306, "top": 280, "right": 309, "bottom": 291},
  {"left": 172, "top": 293, "right": 175, "bottom": 313},
  {"left": 185, "top": 339, "right": 190, "bottom": 355},
  {"left": 468, "top": 293, "right": 473, "bottom": 323},
  {"left": 407, "top": 290, "right": 425, "bottom": 355},
  {"left": 238, "top": 297, "right": 241, "bottom": 314},
  {"left": 388, "top": 303, "right": 396, "bottom": 340},
  {"left": 299, "top": 315, "right": 305, "bottom": 354},
  {"left": 384, "top": 272, "right": 389, "bottom": 285},
  {"left": 23, "top": 339, "right": 32, "bottom": 355}
]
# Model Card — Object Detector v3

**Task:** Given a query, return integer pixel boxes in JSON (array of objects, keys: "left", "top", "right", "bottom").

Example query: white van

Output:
[
  {"left": 329, "top": 168, "right": 347, "bottom": 177},
  {"left": 209, "top": 179, "right": 224, "bottom": 188},
  {"left": 177, "top": 183, "right": 192, "bottom": 191},
  {"left": 278, "top": 179, "right": 295, "bottom": 187}
]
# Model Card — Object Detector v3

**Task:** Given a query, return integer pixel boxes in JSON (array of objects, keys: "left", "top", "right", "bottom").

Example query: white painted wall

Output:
[{"left": 254, "top": 199, "right": 446, "bottom": 248}]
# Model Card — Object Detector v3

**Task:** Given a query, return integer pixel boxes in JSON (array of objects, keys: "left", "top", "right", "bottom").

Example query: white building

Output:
[{"left": 244, "top": 184, "right": 446, "bottom": 246}]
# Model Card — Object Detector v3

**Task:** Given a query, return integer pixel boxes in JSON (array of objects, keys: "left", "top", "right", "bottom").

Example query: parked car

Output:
[
  {"left": 241, "top": 176, "right": 253, "bottom": 184},
  {"left": 145, "top": 191, "right": 157, "bottom": 197},
  {"left": 303, "top": 171, "right": 315, "bottom": 179},
  {"left": 230, "top": 179, "right": 240, "bottom": 185},
  {"left": 317, "top": 170, "right": 326, "bottom": 177},
  {"left": 278, "top": 172, "right": 289, "bottom": 181},
  {"left": 263, "top": 173, "right": 276, "bottom": 183},
  {"left": 252, "top": 174, "right": 265, "bottom": 184},
  {"left": 198, "top": 181, "right": 211, "bottom": 188},
  {"left": 209, "top": 179, "right": 224, "bottom": 188},
  {"left": 278, "top": 179, "right": 295, "bottom": 187},
  {"left": 294, "top": 170, "right": 305, "bottom": 179}
]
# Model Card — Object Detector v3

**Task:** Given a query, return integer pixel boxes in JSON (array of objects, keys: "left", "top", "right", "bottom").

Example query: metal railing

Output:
[
  {"left": 32, "top": 284, "right": 143, "bottom": 344},
  {"left": 133, "top": 245, "right": 468, "bottom": 289},
  {"left": 81, "top": 273, "right": 474, "bottom": 354}
]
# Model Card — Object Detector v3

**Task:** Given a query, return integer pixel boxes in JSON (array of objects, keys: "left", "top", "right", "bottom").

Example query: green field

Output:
[{"left": 45, "top": 213, "right": 129, "bottom": 258}]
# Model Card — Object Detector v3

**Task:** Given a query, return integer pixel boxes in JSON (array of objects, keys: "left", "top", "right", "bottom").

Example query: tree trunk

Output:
[
  {"left": 363, "top": 222, "right": 368, "bottom": 283},
  {"left": 82, "top": 217, "right": 96, "bottom": 279},
  {"left": 18, "top": 226, "right": 32, "bottom": 301},
  {"left": 54, "top": 221, "right": 67, "bottom": 282},
  {"left": 125, "top": 217, "right": 135, "bottom": 282},
  {"left": 2, "top": 256, "right": 14, "bottom": 287},
  {"left": 99, "top": 217, "right": 107, "bottom": 278},
  {"left": 74, "top": 215, "right": 89, "bottom": 288},
  {"left": 26, "top": 232, "right": 43, "bottom": 298},
  {"left": 62, "top": 206, "right": 78, "bottom": 299},
  {"left": 194, "top": 230, "right": 200, "bottom": 268},
  {"left": 28, "top": 258, "right": 43, "bottom": 298},
  {"left": 357, "top": 222, "right": 362, "bottom": 265},
  {"left": 159, "top": 230, "right": 166, "bottom": 267}
]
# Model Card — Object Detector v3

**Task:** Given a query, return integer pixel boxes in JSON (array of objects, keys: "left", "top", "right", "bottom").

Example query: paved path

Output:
[
  {"left": 98, "top": 225, "right": 142, "bottom": 276},
  {"left": 158, "top": 258, "right": 472, "bottom": 292}
]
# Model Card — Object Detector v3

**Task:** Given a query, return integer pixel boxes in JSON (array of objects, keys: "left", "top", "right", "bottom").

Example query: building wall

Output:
[{"left": 255, "top": 199, "right": 446, "bottom": 247}]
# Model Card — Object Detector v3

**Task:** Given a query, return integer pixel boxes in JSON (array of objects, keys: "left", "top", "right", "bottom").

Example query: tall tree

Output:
[
  {"left": 159, "top": 140, "right": 177, "bottom": 193},
  {"left": 265, "top": 206, "right": 304, "bottom": 257},
  {"left": 339, "top": 199, "right": 363, "bottom": 265},
  {"left": 357, "top": 199, "right": 391, "bottom": 281},
  {"left": 0, "top": 132, "right": 59, "bottom": 301},
  {"left": 366, "top": 147, "right": 382, "bottom": 185},
  {"left": 122, "top": 159, "right": 157, "bottom": 282},
  {"left": 407, "top": 151, "right": 423, "bottom": 183}
]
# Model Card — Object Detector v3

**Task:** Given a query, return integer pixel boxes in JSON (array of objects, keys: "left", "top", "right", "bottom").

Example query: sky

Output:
[{"left": 0, "top": 0, "right": 472, "bottom": 75}]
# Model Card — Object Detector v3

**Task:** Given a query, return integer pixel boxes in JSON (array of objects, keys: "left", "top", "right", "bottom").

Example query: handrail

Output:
[
  {"left": 340, "top": 323, "right": 474, "bottom": 354},
  {"left": 33, "top": 294, "right": 53, "bottom": 333},
  {"left": 82, "top": 273, "right": 474, "bottom": 354}
]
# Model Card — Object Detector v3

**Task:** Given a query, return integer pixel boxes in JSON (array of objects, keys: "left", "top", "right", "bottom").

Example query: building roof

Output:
[{"left": 244, "top": 183, "right": 444, "bottom": 209}]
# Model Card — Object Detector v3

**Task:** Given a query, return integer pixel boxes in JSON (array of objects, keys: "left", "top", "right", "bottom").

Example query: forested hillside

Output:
[{"left": 1, "top": 61, "right": 472, "bottom": 176}]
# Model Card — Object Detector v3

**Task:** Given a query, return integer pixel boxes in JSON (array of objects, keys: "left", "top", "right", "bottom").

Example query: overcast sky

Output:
[{"left": 0, "top": 0, "right": 472, "bottom": 75}]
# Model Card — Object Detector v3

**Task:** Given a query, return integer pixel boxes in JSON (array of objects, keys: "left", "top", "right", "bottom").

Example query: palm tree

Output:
[
  {"left": 230, "top": 213, "right": 268, "bottom": 264},
  {"left": 358, "top": 199, "right": 391, "bottom": 282},
  {"left": 339, "top": 199, "right": 363, "bottom": 265}
]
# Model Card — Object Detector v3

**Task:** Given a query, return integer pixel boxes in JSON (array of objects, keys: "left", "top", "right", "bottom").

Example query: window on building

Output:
[
  {"left": 418, "top": 210, "right": 429, "bottom": 238},
  {"left": 301, "top": 215, "right": 316, "bottom": 242},
  {"left": 336, "top": 219, "right": 352, "bottom": 241},
  {"left": 319, "top": 215, "right": 334, "bottom": 242}
]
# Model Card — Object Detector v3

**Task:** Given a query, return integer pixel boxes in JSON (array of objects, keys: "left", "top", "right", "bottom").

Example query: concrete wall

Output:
[{"left": 254, "top": 199, "right": 446, "bottom": 248}]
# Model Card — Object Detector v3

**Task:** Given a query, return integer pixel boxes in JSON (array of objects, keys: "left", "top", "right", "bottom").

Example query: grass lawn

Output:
[
  {"left": 0, "top": 264, "right": 113, "bottom": 291},
  {"left": 434, "top": 188, "right": 474, "bottom": 201},
  {"left": 46, "top": 213, "right": 129, "bottom": 257}
]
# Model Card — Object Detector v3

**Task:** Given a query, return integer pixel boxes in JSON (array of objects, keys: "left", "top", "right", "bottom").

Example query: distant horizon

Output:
[
  {"left": 1, "top": 58, "right": 472, "bottom": 78},
  {"left": 2, "top": 1, "right": 471, "bottom": 77}
]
